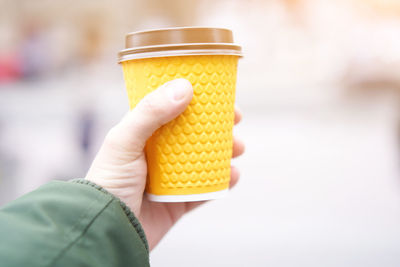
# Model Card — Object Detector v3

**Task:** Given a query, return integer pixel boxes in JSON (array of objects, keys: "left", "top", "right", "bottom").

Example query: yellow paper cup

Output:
[{"left": 118, "top": 27, "right": 242, "bottom": 202}]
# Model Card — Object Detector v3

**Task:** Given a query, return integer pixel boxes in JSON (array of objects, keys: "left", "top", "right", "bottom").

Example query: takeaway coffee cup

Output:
[{"left": 118, "top": 27, "right": 242, "bottom": 202}]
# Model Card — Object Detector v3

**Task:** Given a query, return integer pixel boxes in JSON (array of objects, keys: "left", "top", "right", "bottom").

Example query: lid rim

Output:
[
  {"left": 119, "top": 43, "right": 242, "bottom": 56},
  {"left": 118, "top": 49, "right": 243, "bottom": 63}
]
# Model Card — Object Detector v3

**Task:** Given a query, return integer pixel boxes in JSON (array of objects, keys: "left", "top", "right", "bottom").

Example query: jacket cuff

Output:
[{"left": 69, "top": 178, "right": 149, "bottom": 252}]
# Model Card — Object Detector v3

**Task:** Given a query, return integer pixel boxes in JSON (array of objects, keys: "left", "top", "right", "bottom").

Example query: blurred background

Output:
[{"left": 1, "top": 0, "right": 400, "bottom": 266}]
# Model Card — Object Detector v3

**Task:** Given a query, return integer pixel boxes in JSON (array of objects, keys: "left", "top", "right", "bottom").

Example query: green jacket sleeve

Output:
[{"left": 0, "top": 179, "right": 150, "bottom": 267}]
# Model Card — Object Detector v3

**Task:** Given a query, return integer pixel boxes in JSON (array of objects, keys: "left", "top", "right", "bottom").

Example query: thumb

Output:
[{"left": 107, "top": 78, "right": 193, "bottom": 153}]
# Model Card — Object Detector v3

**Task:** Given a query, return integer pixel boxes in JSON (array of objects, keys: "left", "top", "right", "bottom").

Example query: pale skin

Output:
[{"left": 86, "top": 79, "right": 245, "bottom": 250}]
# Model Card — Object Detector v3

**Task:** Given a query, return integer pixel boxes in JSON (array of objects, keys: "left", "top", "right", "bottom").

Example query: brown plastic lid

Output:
[{"left": 118, "top": 27, "right": 243, "bottom": 62}]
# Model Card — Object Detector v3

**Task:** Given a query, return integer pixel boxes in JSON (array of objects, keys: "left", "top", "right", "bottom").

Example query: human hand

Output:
[{"left": 86, "top": 79, "right": 245, "bottom": 250}]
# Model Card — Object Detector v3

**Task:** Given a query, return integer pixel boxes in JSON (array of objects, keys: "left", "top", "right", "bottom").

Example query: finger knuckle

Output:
[
  {"left": 104, "top": 124, "right": 145, "bottom": 156},
  {"left": 141, "top": 96, "right": 162, "bottom": 115}
]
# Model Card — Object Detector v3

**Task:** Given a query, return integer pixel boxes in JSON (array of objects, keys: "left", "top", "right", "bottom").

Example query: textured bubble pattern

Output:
[{"left": 122, "top": 55, "right": 238, "bottom": 196}]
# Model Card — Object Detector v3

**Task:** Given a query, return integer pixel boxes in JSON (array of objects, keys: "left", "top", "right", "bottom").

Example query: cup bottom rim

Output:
[{"left": 146, "top": 189, "right": 229, "bottom": 202}]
